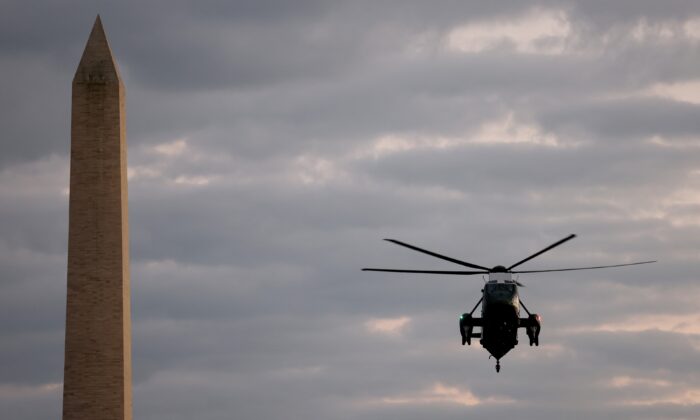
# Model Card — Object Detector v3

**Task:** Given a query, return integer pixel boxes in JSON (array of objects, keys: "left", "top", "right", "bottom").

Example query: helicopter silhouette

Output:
[{"left": 362, "top": 234, "right": 655, "bottom": 372}]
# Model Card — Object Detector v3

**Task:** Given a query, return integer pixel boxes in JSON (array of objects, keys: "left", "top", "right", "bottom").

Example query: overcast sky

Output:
[{"left": 2, "top": 1, "right": 700, "bottom": 419}]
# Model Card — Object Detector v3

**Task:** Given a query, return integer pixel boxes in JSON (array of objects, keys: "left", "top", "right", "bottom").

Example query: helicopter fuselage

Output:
[
  {"left": 459, "top": 268, "right": 541, "bottom": 368},
  {"left": 480, "top": 272, "right": 521, "bottom": 360}
]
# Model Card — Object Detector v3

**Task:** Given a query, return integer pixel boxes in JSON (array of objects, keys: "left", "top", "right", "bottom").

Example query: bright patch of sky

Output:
[
  {"left": 376, "top": 382, "right": 515, "bottom": 407},
  {"left": 365, "top": 316, "right": 411, "bottom": 335},
  {"left": 445, "top": 9, "right": 571, "bottom": 54}
]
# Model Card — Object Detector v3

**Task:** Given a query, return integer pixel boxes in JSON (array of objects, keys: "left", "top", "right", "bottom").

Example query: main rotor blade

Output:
[
  {"left": 507, "top": 234, "right": 576, "bottom": 271},
  {"left": 384, "top": 239, "right": 491, "bottom": 271},
  {"left": 512, "top": 260, "right": 656, "bottom": 273},
  {"left": 362, "top": 268, "right": 488, "bottom": 275}
]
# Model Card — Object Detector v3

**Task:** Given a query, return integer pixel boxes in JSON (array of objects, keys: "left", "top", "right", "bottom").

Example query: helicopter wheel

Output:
[{"left": 495, "top": 360, "right": 500, "bottom": 372}]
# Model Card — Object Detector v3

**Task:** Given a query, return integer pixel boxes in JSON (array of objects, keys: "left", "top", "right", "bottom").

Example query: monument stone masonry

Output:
[{"left": 62, "top": 15, "right": 132, "bottom": 420}]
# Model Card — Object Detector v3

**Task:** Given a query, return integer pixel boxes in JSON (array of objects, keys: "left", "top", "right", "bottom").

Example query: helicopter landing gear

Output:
[
  {"left": 525, "top": 314, "right": 541, "bottom": 347},
  {"left": 495, "top": 360, "right": 501, "bottom": 372},
  {"left": 460, "top": 314, "right": 470, "bottom": 345},
  {"left": 460, "top": 313, "right": 481, "bottom": 346}
]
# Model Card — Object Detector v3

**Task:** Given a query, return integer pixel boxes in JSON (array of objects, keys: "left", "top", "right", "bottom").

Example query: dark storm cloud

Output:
[
  {"left": 357, "top": 143, "right": 690, "bottom": 193},
  {"left": 568, "top": 0, "right": 700, "bottom": 26},
  {"left": 0, "top": 57, "right": 71, "bottom": 167},
  {"left": 127, "top": 40, "right": 700, "bottom": 161},
  {"left": 4, "top": 0, "right": 700, "bottom": 166},
  {"left": 3, "top": 1, "right": 700, "bottom": 419},
  {"left": 541, "top": 98, "right": 700, "bottom": 141}
]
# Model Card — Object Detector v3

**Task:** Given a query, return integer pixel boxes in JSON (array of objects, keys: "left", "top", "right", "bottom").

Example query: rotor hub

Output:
[{"left": 489, "top": 266, "right": 511, "bottom": 283}]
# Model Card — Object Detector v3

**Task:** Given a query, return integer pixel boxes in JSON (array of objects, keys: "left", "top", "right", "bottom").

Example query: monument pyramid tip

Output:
[
  {"left": 93, "top": 14, "right": 104, "bottom": 32},
  {"left": 74, "top": 15, "right": 121, "bottom": 83}
]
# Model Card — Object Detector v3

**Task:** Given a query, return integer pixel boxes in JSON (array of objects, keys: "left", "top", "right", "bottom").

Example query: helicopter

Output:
[{"left": 362, "top": 234, "right": 655, "bottom": 372}]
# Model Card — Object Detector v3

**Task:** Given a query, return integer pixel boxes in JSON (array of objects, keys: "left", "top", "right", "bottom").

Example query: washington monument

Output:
[{"left": 63, "top": 16, "right": 132, "bottom": 420}]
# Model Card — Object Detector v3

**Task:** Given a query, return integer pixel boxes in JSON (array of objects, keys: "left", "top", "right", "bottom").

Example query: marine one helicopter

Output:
[{"left": 362, "top": 234, "right": 655, "bottom": 372}]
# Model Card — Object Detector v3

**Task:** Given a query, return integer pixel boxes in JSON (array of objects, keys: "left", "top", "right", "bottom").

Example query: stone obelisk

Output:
[{"left": 63, "top": 15, "right": 132, "bottom": 420}]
